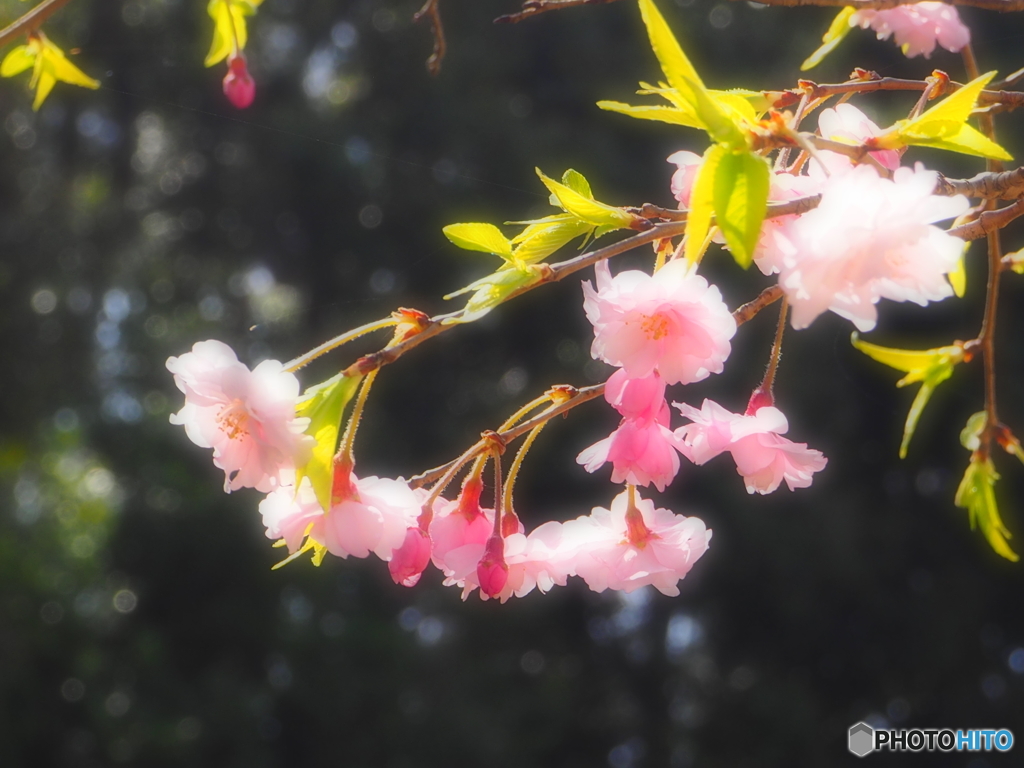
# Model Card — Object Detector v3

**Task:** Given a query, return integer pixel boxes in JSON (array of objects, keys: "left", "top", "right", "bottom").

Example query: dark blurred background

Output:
[{"left": 1, "top": 0, "right": 1024, "bottom": 765}]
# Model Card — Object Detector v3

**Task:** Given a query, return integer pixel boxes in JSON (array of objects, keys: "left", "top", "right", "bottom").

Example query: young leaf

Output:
[
  {"left": 561, "top": 169, "right": 593, "bottom": 198},
  {"left": 684, "top": 144, "right": 726, "bottom": 263},
  {"left": 206, "top": 0, "right": 262, "bottom": 67},
  {"left": 2, "top": 34, "right": 101, "bottom": 111},
  {"left": 0, "top": 46, "right": 35, "bottom": 78},
  {"left": 881, "top": 72, "right": 1014, "bottom": 161},
  {"left": 637, "top": 0, "right": 704, "bottom": 95},
  {"left": 294, "top": 372, "right": 363, "bottom": 511},
  {"left": 596, "top": 101, "right": 704, "bottom": 129},
  {"left": 949, "top": 242, "right": 968, "bottom": 297},
  {"left": 443, "top": 264, "right": 548, "bottom": 324},
  {"left": 442, "top": 223, "right": 514, "bottom": 259},
  {"left": 510, "top": 215, "right": 593, "bottom": 264},
  {"left": 955, "top": 457, "right": 1019, "bottom": 562},
  {"left": 801, "top": 8, "right": 855, "bottom": 72},
  {"left": 851, "top": 334, "right": 965, "bottom": 458},
  {"left": 712, "top": 151, "right": 770, "bottom": 268},
  {"left": 960, "top": 411, "right": 987, "bottom": 451},
  {"left": 536, "top": 169, "right": 636, "bottom": 230}
]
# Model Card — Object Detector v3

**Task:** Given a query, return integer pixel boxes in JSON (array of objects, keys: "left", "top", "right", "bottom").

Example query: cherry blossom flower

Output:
[
  {"left": 322, "top": 474, "right": 423, "bottom": 561},
  {"left": 604, "top": 369, "right": 666, "bottom": 422},
  {"left": 675, "top": 399, "right": 827, "bottom": 494},
  {"left": 167, "top": 340, "right": 312, "bottom": 493},
  {"left": 851, "top": 3, "right": 970, "bottom": 59},
  {"left": 771, "top": 164, "right": 969, "bottom": 331},
  {"left": 562, "top": 490, "right": 711, "bottom": 596},
  {"left": 223, "top": 53, "right": 256, "bottom": 108},
  {"left": 577, "top": 401, "right": 685, "bottom": 491},
  {"left": 428, "top": 475, "right": 493, "bottom": 574},
  {"left": 389, "top": 526, "right": 433, "bottom": 587},
  {"left": 260, "top": 476, "right": 325, "bottom": 553},
  {"left": 817, "top": 103, "right": 901, "bottom": 172},
  {"left": 582, "top": 258, "right": 735, "bottom": 384},
  {"left": 668, "top": 150, "right": 702, "bottom": 209}
]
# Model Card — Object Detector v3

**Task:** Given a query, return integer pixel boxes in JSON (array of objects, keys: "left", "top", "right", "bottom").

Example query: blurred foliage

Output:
[{"left": 1, "top": 0, "right": 1024, "bottom": 767}]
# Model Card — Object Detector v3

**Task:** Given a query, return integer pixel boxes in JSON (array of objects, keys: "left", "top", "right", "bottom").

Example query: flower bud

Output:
[
  {"left": 223, "top": 54, "right": 255, "bottom": 109},
  {"left": 476, "top": 535, "right": 509, "bottom": 598},
  {"left": 389, "top": 527, "right": 433, "bottom": 587}
]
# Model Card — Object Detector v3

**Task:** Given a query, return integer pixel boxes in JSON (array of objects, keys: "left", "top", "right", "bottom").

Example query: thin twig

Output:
[
  {"left": 495, "top": 0, "right": 622, "bottom": 24},
  {"left": 0, "top": 0, "right": 75, "bottom": 48},
  {"left": 409, "top": 283, "right": 783, "bottom": 488},
  {"left": 413, "top": 0, "right": 447, "bottom": 76},
  {"left": 947, "top": 200, "right": 1024, "bottom": 241}
]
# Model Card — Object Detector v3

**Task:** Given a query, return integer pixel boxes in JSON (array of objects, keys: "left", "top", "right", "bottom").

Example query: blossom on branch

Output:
[
  {"left": 166, "top": 340, "right": 312, "bottom": 493},
  {"left": 851, "top": 3, "right": 970, "bottom": 59},
  {"left": 771, "top": 164, "right": 969, "bottom": 331},
  {"left": 583, "top": 259, "right": 735, "bottom": 385},
  {"left": 323, "top": 475, "right": 424, "bottom": 560},
  {"left": 577, "top": 401, "right": 684, "bottom": 491},
  {"left": 561, "top": 490, "right": 711, "bottom": 597},
  {"left": 675, "top": 400, "right": 826, "bottom": 494}
]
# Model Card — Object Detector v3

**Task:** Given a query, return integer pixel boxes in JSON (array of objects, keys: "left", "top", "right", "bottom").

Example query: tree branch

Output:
[
  {"left": 736, "top": 0, "right": 1024, "bottom": 12},
  {"left": 948, "top": 199, "right": 1024, "bottom": 241},
  {"left": 0, "top": 0, "right": 75, "bottom": 48},
  {"left": 935, "top": 167, "right": 1024, "bottom": 200},
  {"left": 413, "top": 0, "right": 447, "bottom": 76},
  {"left": 495, "top": 0, "right": 622, "bottom": 24}
]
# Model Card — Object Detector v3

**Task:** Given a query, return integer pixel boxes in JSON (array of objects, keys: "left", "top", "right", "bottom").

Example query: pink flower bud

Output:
[
  {"left": 389, "top": 527, "right": 433, "bottom": 587},
  {"left": 223, "top": 55, "right": 255, "bottom": 109},
  {"left": 745, "top": 387, "right": 774, "bottom": 415},
  {"left": 476, "top": 535, "right": 509, "bottom": 598}
]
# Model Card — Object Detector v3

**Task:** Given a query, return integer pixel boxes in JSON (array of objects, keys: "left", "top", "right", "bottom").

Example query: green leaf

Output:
[
  {"left": 442, "top": 223, "right": 514, "bottom": 259},
  {"left": 852, "top": 334, "right": 964, "bottom": 458},
  {"left": 1, "top": 46, "right": 35, "bottom": 78},
  {"left": 801, "top": 8, "right": 855, "bottom": 72},
  {"left": 883, "top": 72, "right": 1014, "bottom": 161},
  {"left": 712, "top": 151, "right": 770, "bottom": 268},
  {"left": 561, "top": 169, "right": 593, "bottom": 198},
  {"left": 949, "top": 242, "right": 968, "bottom": 297},
  {"left": 955, "top": 457, "right": 1019, "bottom": 562},
  {"left": 205, "top": 0, "right": 260, "bottom": 67},
  {"left": 294, "top": 372, "right": 363, "bottom": 511},
  {"left": 536, "top": 169, "right": 636, "bottom": 229},
  {"left": 684, "top": 144, "right": 725, "bottom": 263},
  {"left": 443, "top": 264, "right": 547, "bottom": 324},
  {"left": 510, "top": 214, "right": 593, "bottom": 264},
  {"left": 637, "top": 0, "right": 704, "bottom": 95},
  {"left": 960, "top": 411, "right": 987, "bottom": 451},
  {"left": 596, "top": 101, "right": 704, "bottom": 129}
]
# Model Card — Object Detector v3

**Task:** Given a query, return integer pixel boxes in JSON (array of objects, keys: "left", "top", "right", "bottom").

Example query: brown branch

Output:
[
  {"left": 736, "top": 0, "right": 1024, "bottom": 12},
  {"left": 770, "top": 76, "right": 1024, "bottom": 114},
  {"left": 948, "top": 200, "right": 1024, "bottom": 241},
  {"left": 495, "top": 0, "right": 622, "bottom": 24},
  {"left": 408, "top": 282, "right": 784, "bottom": 488},
  {"left": 413, "top": 0, "right": 447, "bottom": 76},
  {"left": 635, "top": 194, "right": 823, "bottom": 223},
  {"left": 935, "top": 167, "right": 1024, "bottom": 200},
  {"left": 0, "top": 0, "right": 75, "bottom": 48}
]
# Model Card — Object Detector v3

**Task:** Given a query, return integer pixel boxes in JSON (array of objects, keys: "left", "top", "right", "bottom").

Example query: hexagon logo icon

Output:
[{"left": 848, "top": 722, "right": 875, "bottom": 757}]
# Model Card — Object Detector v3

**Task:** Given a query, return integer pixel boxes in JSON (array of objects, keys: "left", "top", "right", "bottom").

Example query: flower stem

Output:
[{"left": 283, "top": 316, "right": 397, "bottom": 372}]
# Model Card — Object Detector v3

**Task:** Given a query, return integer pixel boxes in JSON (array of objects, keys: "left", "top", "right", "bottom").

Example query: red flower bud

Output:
[
  {"left": 389, "top": 527, "right": 433, "bottom": 588},
  {"left": 223, "top": 55, "right": 255, "bottom": 109},
  {"left": 476, "top": 535, "right": 509, "bottom": 598}
]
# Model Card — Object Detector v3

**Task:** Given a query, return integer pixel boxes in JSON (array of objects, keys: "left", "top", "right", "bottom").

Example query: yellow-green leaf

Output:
[
  {"left": 904, "top": 72, "right": 996, "bottom": 134},
  {"left": 596, "top": 101, "right": 704, "bottom": 129},
  {"left": 683, "top": 75, "right": 746, "bottom": 148},
  {"left": 14, "top": 34, "right": 100, "bottom": 111},
  {"left": 949, "top": 242, "right": 968, "bottom": 297},
  {"left": 1, "top": 45, "right": 35, "bottom": 78},
  {"left": 536, "top": 169, "right": 636, "bottom": 229},
  {"left": 510, "top": 215, "right": 593, "bottom": 264},
  {"left": 955, "top": 457, "right": 1018, "bottom": 562},
  {"left": 684, "top": 144, "right": 725, "bottom": 263},
  {"left": 294, "top": 372, "right": 363, "bottom": 512},
  {"left": 442, "top": 223, "right": 514, "bottom": 259},
  {"left": 906, "top": 123, "right": 1013, "bottom": 162},
  {"left": 712, "top": 151, "right": 770, "bottom": 268},
  {"left": 852, "top": 334, "right": 964, "bottom": 457},
  {"left": 561, "top": 169, "right": 593, "bottom": 198},
  {"left": 206, "top": 0, "right": 261, "bottom": 67},
  {"left": 960, "top": 411, "right": 987, "bottom": 451},
  {"left": 637, "top": 0, "right": 704, "bottom": 95},
  {"left": 443, "top": 264, "right": 547, "bottom": 324},
  {"left": 801, "top": 8, "right": 855, "bottom": 72}
]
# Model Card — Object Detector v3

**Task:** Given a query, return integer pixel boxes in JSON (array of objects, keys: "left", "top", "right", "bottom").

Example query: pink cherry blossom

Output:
[
  {"left": 428, "top": 475, "right": 493, "bottom": 573},
  {"left": 753, "top": 170, "right": 825, "bottom": 277},
  {"left": 167, "top": 340, "right": 312, "bottom": 493},
  {"left": 668, "top": 150, "right": 702, "bottom": 209},
  {"left": 817, "top": 103, "right": 901, "bottom": 172},
  {"left": 604, "top": 369, "right": 666, "bottom": 422},
  {"left": 770, "top": 164, "right": 969, "bottom": 331},
  {"left": 223, "top": 54, "right": 256, "bottom": 108},
  {"left": 851, "top": 3, "right": 970, "bottom": 59},
  {"left": 577, "top": 402, "right": 685, "bottom": 492},
  {"left": 674, "top": 399, "right": 827, "bottom": 494},
  {"left": 582, "top": 258, "right": 735, "bottom": 384},
  {"left": 322, "top": 474, "right": 423, "bottom": 561},
  {"left": 562, "top": 490, "right": 711, "bottom": 596},
  {"left": 259, "top": 477, "right": 324, "bottom": 553},
  {"left": 389, "top": 527, "right": 433, "bottom": 587}
]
